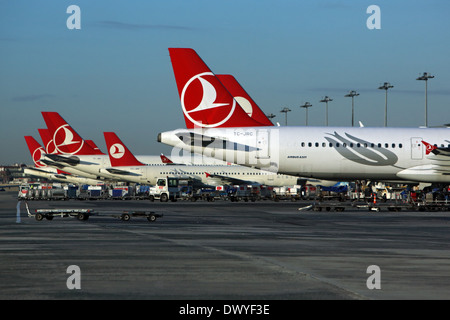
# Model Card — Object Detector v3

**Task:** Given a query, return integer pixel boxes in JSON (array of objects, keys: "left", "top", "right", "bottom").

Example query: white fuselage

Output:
[
  {"left": 44, "top": 153, "right": 299, "bottom": 186},
  {"left": 158, "top": 126, "right": 450, "bottom": 183},
  {"left": 98, "top": 164, "right": 300, "bottom": 186}
]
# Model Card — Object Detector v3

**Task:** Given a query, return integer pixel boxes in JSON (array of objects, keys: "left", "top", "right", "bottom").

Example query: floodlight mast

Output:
[
  {"left": 416, "top": 72, "right": 434, "bottom": 127},
  {"left": 319, "top": 96, "right": 333, "bottom": 126},
  {"left": 378, "top": 82, "right": 394, "bottom": 127},
  {"left": 280, "top": 107, "right": 291, "bottom": 126},
  {"left": 344, "top": 90, "right": 359, "bottom": 127},
  {"left": 300, "top": 102, "right": 312, "bottom": 126}
]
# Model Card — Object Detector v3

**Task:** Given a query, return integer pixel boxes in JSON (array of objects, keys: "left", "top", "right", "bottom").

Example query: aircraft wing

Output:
[
  {"left": 40, "top": 159, "right": 68, "bottom": 169},
  {"left": 44, "top": 154, "right": 80, "bottom": 165},
  {"left": 105, "top": 168, "right": 142, "bottom": 176},
  {"left": 205, "top": 172, "right": 254, "bottom": 186}
]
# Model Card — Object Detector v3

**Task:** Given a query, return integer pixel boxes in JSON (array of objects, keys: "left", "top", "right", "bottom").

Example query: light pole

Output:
[
  {"left": 378, "top": 82, "right": 394, "bottom": 127},
  {"left": 319, "top": 96, "right": 333, "bottom": 126},
  {"left": 416, "top": 72, "right": 434, "bottom": 127},
  {"left": 266, "top": 113, "right": 276, "bottom": 124},
  {"left": 344, "top": 90, "right": 359, "bottom": 127},
  {"left": 280, "top": 107, "right": 291, "bottom": 126},
  {"left": 300, "top": 102, "right": 312, "bottom": 126}
]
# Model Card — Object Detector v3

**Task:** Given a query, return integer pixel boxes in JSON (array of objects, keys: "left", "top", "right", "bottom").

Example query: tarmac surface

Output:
[{"left": 2, "top": 191, "right": 450, "bottom": 300}]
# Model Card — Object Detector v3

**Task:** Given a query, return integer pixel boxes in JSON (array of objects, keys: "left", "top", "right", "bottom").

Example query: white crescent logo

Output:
[
  {"left": 110, "top": 143, "right": 125, "bottom": 159},
  {"left": 181, "top": 72, "right": 236, "bottom": 128},
  {"left": 32, "top": 147, "right": 46, "bottom": 167},
  {"left": 234, "top": 96, "right": 253, "bottom": 118},
  {"left": 53, "top": 124, "right": 84, "bottom": 155}
]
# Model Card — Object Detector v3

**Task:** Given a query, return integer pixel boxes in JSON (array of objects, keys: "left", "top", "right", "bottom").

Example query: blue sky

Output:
[{"left": 1, "top": 0, "right": 449, "bottom": 165}]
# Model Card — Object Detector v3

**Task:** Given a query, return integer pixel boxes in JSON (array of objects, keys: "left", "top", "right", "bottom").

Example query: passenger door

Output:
[{"left": 411, "top": 137, "right": 423, "bottom": 160}]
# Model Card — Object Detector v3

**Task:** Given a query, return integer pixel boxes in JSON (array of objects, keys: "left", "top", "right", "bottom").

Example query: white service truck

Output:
[{"left": 149, "top": 177, "right": 181, "bottom": 202}]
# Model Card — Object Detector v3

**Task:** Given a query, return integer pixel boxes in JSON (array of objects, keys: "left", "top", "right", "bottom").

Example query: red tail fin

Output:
[
  {"left": 160, "top": 154, "right": 173, "bottom": 164},
  {"left": 86, "top": 140, "right": 103, "bottom": 154},
  {"left": 422, "top": 140, "right": 438, "bottom": 155},
  {"left": 168, "top": 48, "right": 265, "bottom": 128},
  {"left": 37, "top": 128, "right": 55, "bottom": 154},
  {"left": 104, "top": 132, "right": 144, "bottom": 167},
  {"left": 24, "top": 136, "right": 46, "bottom": 168},
  {"left": 216, "top": 74, "right": 273, "bottom": 126},
  {"left": 41, "top": 111, "right": 104, "bottom": 155}
]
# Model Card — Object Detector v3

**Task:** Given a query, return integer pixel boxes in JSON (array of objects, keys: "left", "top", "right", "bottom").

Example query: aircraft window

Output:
[
  {"left": 329, "top": 143, "right": 333, "bottom": 147},
  {"left": 336, "top": 143, "right": 340, "bottom": 147},
  {"left": 370, "top": 143, "right": 373, "bottom": 148},
  {"left": 315, "top": 142, "right": 319, "bottom": 147},
  {"left": 322, "top": 142, "right": 326, "bottom": 147},
  {"left": 308, "top": 142, "right": 312, "bottom": 147},
  {"left": 378, "top": 143, "right": 381, "bottom": 148},
  {"left": 301, "top": 142, "right": 305, "bottom": 147},
  {"left": 392, "top": 143, "right": 395, "bottom": 148},
  {"left": 385, "top": 143, "right": 389, "bottom": 148},
  {"left": 343, "top": 143, "right": 347, "bottom": 147},
  {"left": 399, "top": 144, "right": 403, "bottom": 148},
  {"left": 441, "top": 144, "right": 445, "bottom": 148},
  {"left": 350, "top": 143, "right": 354, "bottom": 147},
  {"left": 357, "top": 143, "right": 361, "bottom": 148}
]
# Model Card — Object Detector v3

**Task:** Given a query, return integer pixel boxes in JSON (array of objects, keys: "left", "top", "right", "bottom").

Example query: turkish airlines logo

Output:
[
  {"left": 53, "top": 124, "right": 84, "bottom": 155},
  {"left": 32, "top": 146, "right": 46, "bottom": 167},
  {"left": 422, "top": 140, "right": 437, "bottom": 155},
  {"left": 109, "top": 143, "right": 125, "bottom": 159},
  {"left": 181, "top": 72, "right": 236, "bottom": 128}
]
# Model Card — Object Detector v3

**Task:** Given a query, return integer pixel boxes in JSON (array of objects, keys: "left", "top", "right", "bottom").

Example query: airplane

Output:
[
  {"left": 24, "top": 136, "right": 104, "bottom": 185},
  {"left": 40, "top": 111, "right": 177, "bottom": 180},
  {"left": 103, "top": 131, "right": 302, "bottom": 186},
  {"left": 158, "top": 48, "right": 450, "bottom": 184}
]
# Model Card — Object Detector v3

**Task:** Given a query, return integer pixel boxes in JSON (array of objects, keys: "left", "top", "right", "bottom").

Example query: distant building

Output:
[{"left": 0, "top": 164, "right": 27, "bottom": 184}]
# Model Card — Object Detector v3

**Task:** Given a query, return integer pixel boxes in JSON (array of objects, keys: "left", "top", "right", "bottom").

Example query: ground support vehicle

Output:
[
  {"left": 109, "top": 186, "right": 135, "bottom": 200},
  {"left": 149, "top": 177, "right": 181, "bottom": 202},
  {"left": 228, "top": 185, "right": 258, "bottom": 202},
  {"left": 114, "top": 210, "right": 163, "bottom": 222},
  {"left": 273, "top": 185, "right": 302, "bottom": 201},
  {"left": 25, "top": 202, "right": 96, "bottom": 221},
  {"left": 300, "top": 194, "right": 450, "bottom": 212},
  {"left": 316, "top": 185, "right": 349, "bottom": 202}
]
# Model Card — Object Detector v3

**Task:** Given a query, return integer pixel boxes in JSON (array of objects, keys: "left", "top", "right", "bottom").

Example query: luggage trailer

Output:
[
  {"left": 26, "top": 202, "right": 96, "bottom": 221},
  {"left": 25, "top": 202, "right": 162, "bottom": 222}
]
